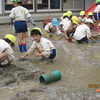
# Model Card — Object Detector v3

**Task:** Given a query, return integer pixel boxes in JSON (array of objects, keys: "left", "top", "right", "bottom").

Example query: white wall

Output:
[{"left": 0, "top": 0, "right": 2, "bottom": 15}]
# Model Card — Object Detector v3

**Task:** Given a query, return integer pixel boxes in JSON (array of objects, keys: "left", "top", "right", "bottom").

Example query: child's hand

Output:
[
  {"left": 19, "top": 54, "right": 28, "bottom": 61},
  {"left": 19, "top": 56, "right": 28, "bottom": 61},
  {"left": 20, "top": 56, "right": 25, "bottom": 59}
]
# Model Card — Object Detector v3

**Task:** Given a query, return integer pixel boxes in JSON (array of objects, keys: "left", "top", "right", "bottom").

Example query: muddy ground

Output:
[{"left": 0, "top": 22, "right": 100, "bottom": 100}]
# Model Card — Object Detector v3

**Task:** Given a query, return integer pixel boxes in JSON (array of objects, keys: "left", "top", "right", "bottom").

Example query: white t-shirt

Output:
[
  {"left": 78, "top": 16, "right": 87, "bottom": 23},
  {"left": 45, "top": 23, "right": 62, "bottom": 35},
  {"left": 63, "top": 20, "right": 71, "bottom": 31},
  {"left": 0, "top": 39, "right": 15, "bottom": 63},
  {"left": 27, "top": 37, "right": 56, "bottom": 58},
  {"left": 10, "top": 6, "right": 31, "bottom": 21},
  {"left": 59, "top": 18, "right": 69, "bottom": 25},
  {"left": 86, "top": 17, "right": 96, "bottom": 22},
  {"left": 94, "top": 5, "right": 100, "bottom": 13},
  {"left": 73, "top": 24, "right": 91, "bottom": 40}
]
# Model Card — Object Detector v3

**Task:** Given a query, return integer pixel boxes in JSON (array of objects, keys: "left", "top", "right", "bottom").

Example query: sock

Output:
[
  {"left": 18, "top": 44, "right": 23, "bottom": 52},
  {"left": 22, "top": 44, "right": 27, "bottom": 52}
]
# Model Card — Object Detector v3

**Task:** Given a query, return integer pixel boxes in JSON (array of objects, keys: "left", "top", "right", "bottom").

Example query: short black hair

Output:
[
  {"left": 17, "top": 2, "right": 22, "bottom": 5},
  {"left": 63, "top": 16, "right": 68, "bottom": 19},
  {"left": 13, "top": 1, "right": 22, "bottom": 5},
  {"left": 4, "top": 38, "right": 15, "bottom": 46},
  {"left": 96, "top": 2, "right": 100, "bottom": 5},
  {"left": 31, "top": 30, "right": 42, "bottom": 36}
]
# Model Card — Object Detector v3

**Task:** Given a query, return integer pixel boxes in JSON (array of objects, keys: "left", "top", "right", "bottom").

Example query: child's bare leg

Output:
[
  {"left": 17, "top": 33, "right": 23, "bottom": 52},
  {"left": 0, "top": 52, "right": 8, "bottom": 61},
  {"left": 22, "top": 32, "right": 27, "bottom": 52},
  {"left": 17, "top": 33, "right": 23, "bottom": 44},
  {"left": 22, "top": 32, "right": 27, "bottom": 44},
  {"left": 37, "top": 47, "right": 44, "bottom": 53}
]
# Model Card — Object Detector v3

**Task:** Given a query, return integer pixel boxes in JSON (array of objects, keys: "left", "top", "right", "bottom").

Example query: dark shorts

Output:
[
  {"left": 14, "top": 21, "right": 28, "bottom": 33},
  {"left": 49, "top": 49, "right": 56, "bottom": 59},
  {"left": 94, "top": 13, "right": 100, "bottom": 20},
  {"left": 77, "top": 36, "right": 89, "bottom": 44}
]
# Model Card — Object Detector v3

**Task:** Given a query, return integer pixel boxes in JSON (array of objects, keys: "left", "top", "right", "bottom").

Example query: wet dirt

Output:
[{"left": 0, "top": 22, "right": 100, "bottom": 100}]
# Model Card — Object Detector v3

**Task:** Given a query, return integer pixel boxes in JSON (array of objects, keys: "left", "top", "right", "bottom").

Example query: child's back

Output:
[{"left": 10, "top": 6, "right": 31, "bottom": 21}]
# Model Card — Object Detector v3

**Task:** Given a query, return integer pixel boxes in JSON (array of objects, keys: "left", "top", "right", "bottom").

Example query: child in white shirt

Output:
[
  {"left": 0, "top": 34, "right": 16, "bottom": 66},
  {"left": 10, "top": 0, "right": 35, "bottom": 52},
  {"left": 74, "top": 19, "right": 93, "bottom": 43},
  {"left": 20, "top": 27, "right": 56, "bottom": 64}
]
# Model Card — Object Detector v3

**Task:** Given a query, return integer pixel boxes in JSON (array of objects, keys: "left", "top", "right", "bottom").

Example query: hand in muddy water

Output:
[
  {"left": 20, "top": 56, "right": 25, "bottom": 59},
  {"left": 18, "top": 57, "right": 28, "bottom": 61}
]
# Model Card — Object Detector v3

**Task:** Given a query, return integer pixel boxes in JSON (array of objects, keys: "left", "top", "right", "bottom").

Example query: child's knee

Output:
[{"left": 38, "top": 47, "right": 44, "bottom": 53}]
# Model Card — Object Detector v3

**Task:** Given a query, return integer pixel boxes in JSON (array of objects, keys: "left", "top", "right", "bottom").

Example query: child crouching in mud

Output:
[
  {"left": 0, "top": 34, "right": 16, "bottom": 66},
  {"left": 20, "top": 27, "right": 56, "bottom": 64}
]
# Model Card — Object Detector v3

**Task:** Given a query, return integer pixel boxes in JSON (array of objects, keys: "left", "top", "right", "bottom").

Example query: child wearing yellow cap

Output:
[
  {"left": 86, "top": 12, "right": 95, "bottom": 21},
  {"left": 20, "top": 28, "right": 56, "bottom": 64},
  {"left": 63, "top": 16, "right": 79, "bottom": 40},
  {"left": 59, "top": 13, "right": 70, "bottom": 32},
  {"left": 78, "top": 11, "right": 87, "bottom": 24},
  {"left": 0, "top": 34, "right": 16, "bottom": 66},
  {"left": 74, "top": 19, "right": 94, "bottom": 43}
]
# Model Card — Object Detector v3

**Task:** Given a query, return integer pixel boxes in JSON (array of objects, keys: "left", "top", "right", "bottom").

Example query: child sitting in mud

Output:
[
  {"left": 0, "top": 34, "right": 16, "bottom": 66},
  {"left": 63, "top": 16, "right": 79, "bottom": 40},
  {"left": 78, "top": 11, "right": 87, "bottom": 24},
  {"left": 45, "top": 18, "right": 62, "bottom": 37},
  {"left": 73, "top": 19, "right": 94, "bottom": 44},
  {"left": 20, "top": 27, "right": 56, "bottom": 64}
]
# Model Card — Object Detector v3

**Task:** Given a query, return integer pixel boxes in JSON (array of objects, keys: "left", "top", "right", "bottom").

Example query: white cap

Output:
[{"left": 85, "top": 19, "right": 93, "bottom": 24}]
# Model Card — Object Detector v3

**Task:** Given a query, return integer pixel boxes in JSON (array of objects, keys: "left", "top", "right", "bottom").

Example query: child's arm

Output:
[
  {"left": 0, "top": 52, "right": 8, "bottom": 60},
  {"left": 10, "top": 18, "right": 14, "bottom": 25},
  {"left": 28, "top": 17, "right": 36, "bottom": 26},
  {"left": 20, "top": 53, "right": 28, "bottom": 59},
  {"left": 45, "top": 24, "right": 50, "bottom": 33},
  {"left": 86, "top": 28, "right": 92, "bottom": 39}
]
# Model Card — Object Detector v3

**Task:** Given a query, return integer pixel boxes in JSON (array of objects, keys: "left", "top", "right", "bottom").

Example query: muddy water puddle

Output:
[{"left": 0, "top": 23, "right": 100, "bottom": 100}]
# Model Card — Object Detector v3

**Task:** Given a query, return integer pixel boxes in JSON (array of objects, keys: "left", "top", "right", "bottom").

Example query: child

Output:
[
  {"left": 78, "top": 11, "right": 87, "bottom": 24},
  {"left": 59, "top": 13, "right": 70, "bottom": 32},
  {"left": 45, "top": 18, "right": 62, "bottom": 37},
  {"left": 20, "top": 27, "right": 56, "bottom": 64},
  {"left": 73, "top": 19, "right": 93, "bottom": 43},
  {"left": 66, "top": 10, "right": 73, "bottom": 20},
  {"left": 10, "top": 0, "right": 35, "bottom": 53},
  {"left": 86, "top": 12, "right": 95, "bottom": 29},
  {"left": 63, "top": 16, "right": 79, "bottom": 39},
  {"left": 87, "top": 12, "right": 95, "bottom": 21},
  {"left": 0, "top": 34, "right": 16, "bottom": 66},
  {"left": 59, "top": 12, "right": 70, "bottom": 22},
  {"left": 94, "top": 0, "right": 100, "bottom": 31}
]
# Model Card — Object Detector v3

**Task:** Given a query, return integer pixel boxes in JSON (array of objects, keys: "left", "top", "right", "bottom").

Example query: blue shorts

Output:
[
  {"left": 49, "top": 49, "right": 56, "bottom": 59},
  {"left": 94, "top": 13, "right": 100, "bottom": 20},
  {"left": 14, "top": 21, "right": 28, "bottom": 33},
  {"left": 77, "top": 36, "right": 89, "bottom": 44}
]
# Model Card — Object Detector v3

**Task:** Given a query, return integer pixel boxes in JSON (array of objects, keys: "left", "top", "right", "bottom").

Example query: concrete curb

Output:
[{"left": 0, "top": 12, "right": 79, "bottom": 25}]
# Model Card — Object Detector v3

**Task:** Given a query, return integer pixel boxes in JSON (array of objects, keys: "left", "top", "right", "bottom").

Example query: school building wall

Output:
[
  {"left": 0, "top": 1, "right": 2, "bottom": 15},
  {"left": 0, "top": 0, "right": 96, "bottom": 16},
  {"left": 85, "top": 0, "right": 95, "bottom": 10}
]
